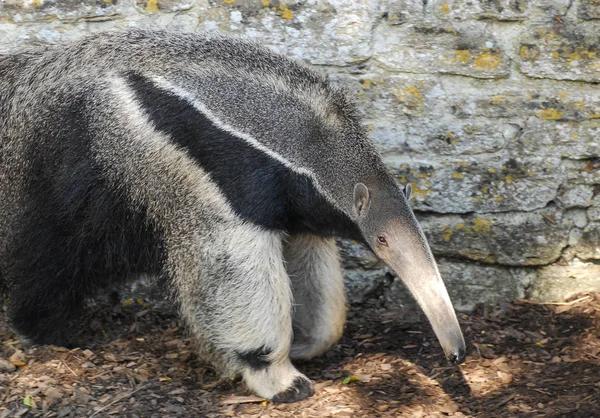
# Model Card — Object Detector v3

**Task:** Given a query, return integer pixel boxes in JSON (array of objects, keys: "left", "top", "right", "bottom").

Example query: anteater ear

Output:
[
  {"left": 404, "top": 183, "right": 412, "bottom": 200},
  {"left": 354, "top": 182, "right": 371, "bottom": 218}
]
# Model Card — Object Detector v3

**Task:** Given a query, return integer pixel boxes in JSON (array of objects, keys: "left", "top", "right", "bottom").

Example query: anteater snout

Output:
[{"left": 447, "top": 347, "right": 466, "bottom": 365}]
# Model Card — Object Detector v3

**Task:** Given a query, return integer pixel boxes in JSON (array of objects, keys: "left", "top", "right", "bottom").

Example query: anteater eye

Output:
[{"left": 377, "top": 235, "right": 388, "bottom": 246}]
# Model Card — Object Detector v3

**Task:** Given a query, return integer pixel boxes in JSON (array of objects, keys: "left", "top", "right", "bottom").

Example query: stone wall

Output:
[{"left": 2, "top": 0, "right": 600, "bottom": 310}]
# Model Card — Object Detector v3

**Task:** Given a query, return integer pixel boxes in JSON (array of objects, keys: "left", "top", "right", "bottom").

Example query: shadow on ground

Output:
[{"left": 1, "top": 293, "right": 599, "bottom": 417}]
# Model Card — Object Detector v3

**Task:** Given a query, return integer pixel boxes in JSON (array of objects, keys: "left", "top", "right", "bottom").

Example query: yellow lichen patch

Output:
[
  {"left": 282, "top": 9, "right": 293, "bottom": 19},
  {"left": 146, "top": 0, "right": 159, "bottom": 13},
  {"left": 538, "top": 108, "right": 564, "bottom": 120},
  {"left": 490, "top": 95, "right": 505, "bottom": 105},
  {"left": 31, "top": 0, "right": 43, "bottom": 7},
  {"left": 451, "top": 172, "right": 464, "bottom": 179},
  {"left": 361, "top": 78, "right": 373, "bottom": 89},
  {"left": 474, "top": 53, "right": 500, "bottom": 70},
  {"left": 398, "top": 86, "right": 424, "bottom": 108},
  {"left": 552, "top": 51, "right": 560, "bottom": 59},
  {"left": 520, "top": 46, "right": 530, "bottom": 59},
  {"left": 473, "top": 217, "right": 492, "bottom": 234},
  {"left": 505, "top": 175, "right": 513, "bottom": 184},
  {"left": 568, "top": 51, "right": 581, "bottom": 62},
  {"left": 558, "top": 90, "right": 568, "bottom": 100},
  {"left": 456, "top": 223, "right": 465, "bottom": 230},
  {"left": 481, "top": 186, "right": 489, "bottom": 194},
  {"left": 441, "top": 2, "right": 450, "bottom": 14},
  {"left": 411, "top": 182, "right": 431, "bottom": 198},
  {"left": 223, "top": 0, "right": 235, "bottom": 3},
  {"left": 455, "top": 50, "right": 471, "bottom": 63},
  {"left": 279, "top": 2, "right": 287, "bottom": 10},
  {"left": 441, "top": 226, "right": 453, "bottom": 241},
  {"left": 571, "top": 133, "right": 579, "bottom": 139},
  {"left": 495, "top": 195, "right": 504, "bottom": 201},
  {"left": 261, "top": 0, "right": 270, "bottom": 6},
  {"left": 589, "top": 114, "right": 600, "bottom": 119},
  {"left": 488, "top": 167, "right": 496, "bottom": 174}
]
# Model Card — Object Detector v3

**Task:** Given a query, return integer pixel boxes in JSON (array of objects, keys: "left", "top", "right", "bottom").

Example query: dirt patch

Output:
[{"left": 1, "top": 293, "right": 599, "bottom": 417}]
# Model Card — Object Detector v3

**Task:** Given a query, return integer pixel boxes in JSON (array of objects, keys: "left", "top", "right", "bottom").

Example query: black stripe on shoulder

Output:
[
  {"left": 125, "top": 71, "right": 291, "bottom": 230},
  {"left": 124, "top": 72, "right": 362, "bottom": 239}
]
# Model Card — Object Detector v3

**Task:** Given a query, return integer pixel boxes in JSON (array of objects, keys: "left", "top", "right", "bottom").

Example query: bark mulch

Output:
[{"left": 1, "top": 292, "right": 599, "bottom": 417}]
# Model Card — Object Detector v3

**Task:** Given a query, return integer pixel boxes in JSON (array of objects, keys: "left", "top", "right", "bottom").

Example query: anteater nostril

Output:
[{"left": 448, "top": 347, "right": 466, "bottom": 365}]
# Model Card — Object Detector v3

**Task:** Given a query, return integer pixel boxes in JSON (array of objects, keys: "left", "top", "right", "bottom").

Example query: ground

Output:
[{"left": 1, "top": 292, "right": 599, "bottom": 418}]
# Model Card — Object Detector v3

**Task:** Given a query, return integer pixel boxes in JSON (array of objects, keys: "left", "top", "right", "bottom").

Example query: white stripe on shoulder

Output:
[{"left": 149, "top": 76, "right": 307, "bottom": 174}]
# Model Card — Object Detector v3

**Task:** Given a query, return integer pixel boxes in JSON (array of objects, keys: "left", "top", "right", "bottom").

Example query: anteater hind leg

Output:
[
  {"left": 283, "top": 234, "right": 347, "bottom": 360},
  {"left": 168, "top": 223, "right": 313, "bottom": 402}
]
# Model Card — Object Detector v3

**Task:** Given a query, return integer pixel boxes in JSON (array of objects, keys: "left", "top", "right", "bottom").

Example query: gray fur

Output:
[
  {"left": 0, "top": 29, "right": 465, "bottom": 402},
  {"left": 284, "top": 234, "right": 346, "bottom": 360}
]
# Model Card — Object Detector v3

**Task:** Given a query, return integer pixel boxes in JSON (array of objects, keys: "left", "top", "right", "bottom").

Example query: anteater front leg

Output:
[
  {"left": 168, "top": 224, "right": 313, "bottom": 403},
  {"left": 283, "top": 234, "right": 347, "bottom": 360}
]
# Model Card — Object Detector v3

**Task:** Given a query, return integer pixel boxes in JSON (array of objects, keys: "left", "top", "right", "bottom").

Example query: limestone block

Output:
[
  {"left": 199, "top": 0, "right": 380, "bottom": 66},
  {"left": 386, "top": 0, "right": 424, "bottom": 25},
  {"left": 528, "top": 262, "right": 600, "bottom": 302},
  {"left": 453, "top": 88, "right": 600, "bottom": 122},
  {"left": 529, "top": 0, "right": 572, "bottom": 16},
  {"left": 373, "top": 23, "right": 510, "bottom": 79},
  {"left": 372, "top": 118, "right": 508, "bottom": 158},
  {"left": 579, "top": 0, "right": 600, "bottom": 19},
  {"left": 384, "top": 155, "right": 562, "bottom": 213},
  {"left": 555, "top": 184, "right": 594, "bottom": 209},
  {"left": 519, "top": 25, "right": 600, "bottom": 83},
  {"left": 0, "top": 0, "right": 125, "bottom": 22},
  {"left": 136, "top": 0, "right": 193, "bottom": 14},
  {"left": 341, "top": 73, "right": 514, "bottom": 159},
  {"left": 572, "top": 222, "right": 600, "bottom": 260},
  {"left": 338, "top": 239, "right": 384, "bottom": 270},
  {"left": 513, "top": 119, "right": 600, "bottom": 159},
  {"left": 340, "top": 73, "right": 446, "bottom": 120},
  {"left": 564, "top": 158, "right": 600, "bottom": 186},
  {"left": 426, "top": 0, "right": 528, "bottom": 21},
  {"left": 384, "top": 258, "right": 534, "bottom": 311},
  {"left": 344, "top": 269, "right": 392, "bottom": 305},
  {"left": 418, "top": 207, "right": 571, "bottom": 266},
  {"left": 587, "top": 196, "right": 600, "bottom": 221}
]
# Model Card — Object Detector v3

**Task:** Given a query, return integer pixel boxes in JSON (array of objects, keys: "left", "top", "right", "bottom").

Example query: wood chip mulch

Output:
[{"left": 1, "top": 292, "right": 599, "bottom": 417}]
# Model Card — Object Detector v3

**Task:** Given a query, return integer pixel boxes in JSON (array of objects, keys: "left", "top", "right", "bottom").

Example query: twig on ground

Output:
[
  {"left": 515, "top": 295, "right": 591, "bottom": 306},
  {"left": 89, "top": 382, "right": 152, "bottom": 418}
]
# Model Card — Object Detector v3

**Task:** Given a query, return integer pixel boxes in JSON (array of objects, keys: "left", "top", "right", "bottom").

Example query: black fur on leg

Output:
[
  {"left": 236, "top": 346, "right": 272, "bottom": 371},
  {"left": 271, "top": 376, "right": 314, "bottom": 403}
]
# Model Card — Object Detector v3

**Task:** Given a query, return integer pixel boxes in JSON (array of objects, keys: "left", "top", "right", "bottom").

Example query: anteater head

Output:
[{"left": 352, "top": 181, "right": 466, "bottom": 365}]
